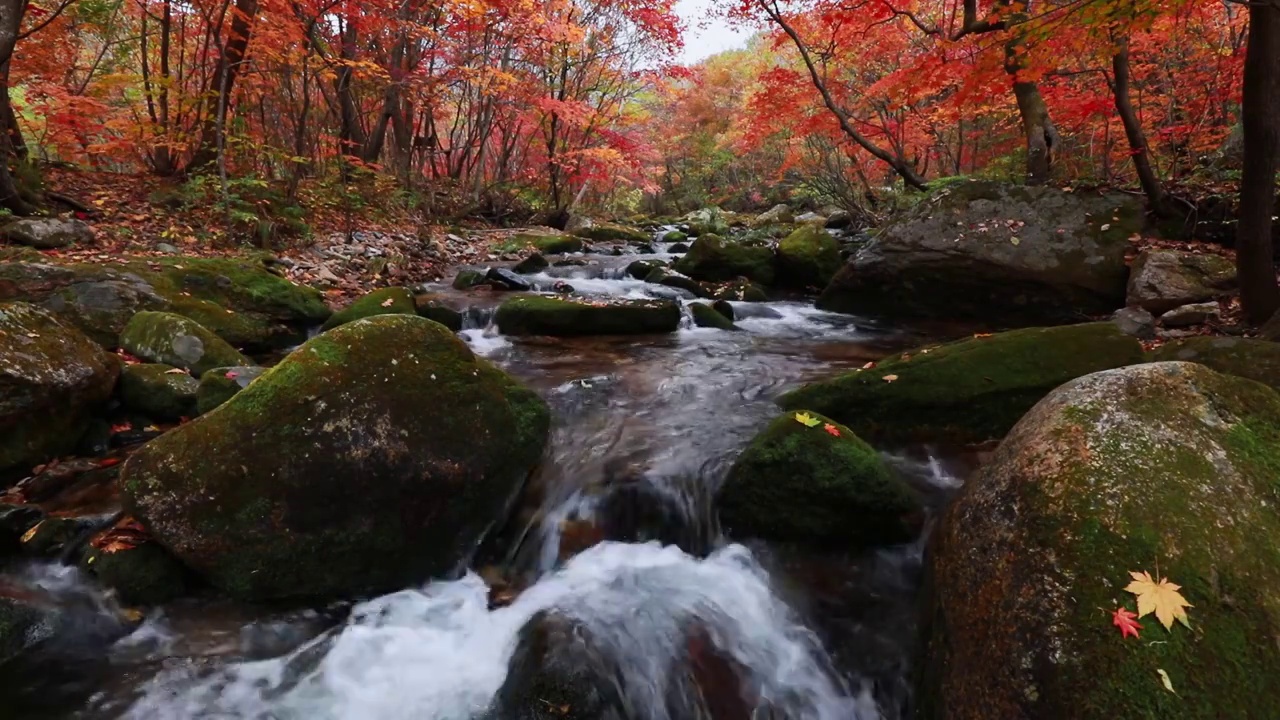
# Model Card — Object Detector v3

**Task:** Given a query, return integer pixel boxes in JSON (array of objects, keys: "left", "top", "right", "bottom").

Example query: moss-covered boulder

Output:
[
  {"left": 680, "top": 208, "right": 730, "bottom": 237},
  {"left": 495, "top": 296, "right": 681, "bottom": 337},
  {"left": 626, "top": 259, "right": 663, "bottom": 280},
  {"left": 121, "top": 315, "right": 549, "bottom": 601},
  {"left": 817, "top": 182, "right": 1140, "bottom": 324},
  {"left": 645, "top": 267, "right": 706, "bottom": 297},
  {"left": 674, "top": 234, "right": 776, "bottom": 286},
  {"left": 1126, "top": 249, "right": 1235, "bottom": 314},
  {"left": 498, "top": 230, "right": 583, "bottom": 255},
  {"left": 413, "top": 293, "right": 464, "bottom": 332},
  {"left": 452, "top": 269, "right": 487, "bottom": 290},
  {"left": 82, "top": 541, "right": 188, "bottom": 606},
  {"left": 690, "top": 302, "right": 737, "bottom": 330},
  {"left": 778, "top": 322, "right": 1144, "bottom": 444},
  {"left": 920, "top": 362, "right": 1280, "bottom": 719},
  {"left": 513, "top": 253, "right": 549, "bottom": 275},
  {"left": 120, "top": 311, "right": 251, "bottom": 377},
  {"left": 1, "top": 217, "right": 93, "bottom": 249},
  {"left": 490, "top": 611, "right": 626, "bottom": 720},
  {"left": 703, "top": 279, "right": 768, "bottom": 302},
  {"left": 719, "top": 411, "right": 918, "bottom": 546},
  {"left": 1148, "top": 336, "right": 1280, "bottom": 391},
  {"left": 661, "top": 230, "right": 687, "bottom": 243},
  {"left": 776, "top": 225, "right": 840, "bottom": 290},
  {"left": 0, "top": 302, "right": 119, "bottom": 473},
  {"left": 194, "top": 365, "right": 266, "bottom": 415},
  {"left": 321, "top": 287, "right": 415, "bottom": 331},
  {"left": 571, "top": 221, "right": 649, "bottom": 244},
  {"left": 119, "top": 363, "right": 199, "bottom": 420},
  {"left": 0, "top": 256, "right": 329, "bottom": 350}
]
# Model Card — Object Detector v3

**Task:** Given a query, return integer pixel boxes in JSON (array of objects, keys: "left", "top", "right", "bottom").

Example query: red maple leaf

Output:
[
  {"left": 823, "top": 423, "right": 841, "bottom": 437},
  {"left": 1112, "top": 607, "right": 1142, "bottom": 639}
]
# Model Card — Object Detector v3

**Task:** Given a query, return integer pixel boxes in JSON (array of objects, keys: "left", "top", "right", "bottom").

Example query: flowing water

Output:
[{"left": 3, "top": 238, "right": 974, "bottom": 719}]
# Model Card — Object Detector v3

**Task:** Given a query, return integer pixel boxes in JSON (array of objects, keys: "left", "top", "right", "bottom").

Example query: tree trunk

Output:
[
  {"left": 1005, "top": 35, "right": 1057, "bottom": 185},
  {"left": 1238, "top": 0, "right": 1280, "bottom": 324},
  {"left": 0, "top": 0, "right": 32, "bottom": 214},
  {"left": 188, "top": 0, "right": 259, "bottom": 173},
  {"left": 1110, "top": 41, "right": 1168, "bottom": 213}
]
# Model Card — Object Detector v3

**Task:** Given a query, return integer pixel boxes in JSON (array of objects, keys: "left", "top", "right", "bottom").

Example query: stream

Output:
[{"left": 3, "top": 237, "right": 975, "bottom": 719}]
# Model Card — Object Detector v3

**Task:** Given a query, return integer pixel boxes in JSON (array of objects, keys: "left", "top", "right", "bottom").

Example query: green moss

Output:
[
  {"left": 82, "top": 542, "right": 188, "bottom": 605},
  {"left": 777, "top": 224, "right": 841, "bottom": 290},
  {"left": 571, "top": 222, "right": 649, "bottom": 244},
  {"left": 1148, "top": 337, "right": 1280, "bottom": 391},
  {"left": 321, "top": 287, "right": 416, "bottom": 331},
  {"left": 779, "top": 322, "right": 1145, "bottom": 444},
  {"left": 497, "top": 232, "right": 583, "bottom": 255},
  {"left": 689, "top": 302, "right": 737, "bottom": 330},
  {"left": 495, "top": 295, "right": 681, "bottom": 337},
  {"left": 718, "top": 411, "right": 918, "bottom": 546},
  {"left": 121, "top": 315, "right": 550, "bottom": 601},
  {"left": 661, "top": 230, "right": 687, "bottom": 243},
  {"left": 120, "top": 311, "right": 251, "bottom": 377},
  {"left": 673, "top": 234, "right": 777, "bottom": 285},
  {"left": 119, "top": 363, "right": 199, "bottom": 419},
  {"left": 452, "top": 269, "right": 487, "bottom": 290},
  {"left": 195, "top": 365, "right": 264, "bottom": 415},
  {"left": 413, "top": 294, "right": 463, "bottom": 332}
]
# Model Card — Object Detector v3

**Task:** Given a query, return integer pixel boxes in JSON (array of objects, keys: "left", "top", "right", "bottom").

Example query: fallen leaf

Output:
[
  {"left": 1100, "top": 223, "right": 1112, "bottom": 231},
  {"left": 823, "top": 423, "right": 841, "bottom": 437},
  {"left": 861, "top": 361, "right": 876, "bottom": 369},
  {"left": 163, "top": 368, "right": 188, "bottom": 375},
  {"left": 1010, "top": 236, "right": 1020, "bottom": 246},
  {"left": 1125, "top": 571, "right": 1193, "bottom": 630},
  {"left": 882, "top": 374, "right": 899, "bottom": 383},
  {"left": 25, "top": 332, "right": 39, "bottom": 338},
  {"left": 380, "top": 297, "right": 395, "bottom": 307},
  {"left": 224, "top": 371, "right": 239, "bottom": 379},
  {"left": 1157, "top": 669, "right": 1177, "bottom": 695},
  {"left": 973, "top": 333, "right": 993, "bottom": 338},
  {"left": 21, "top": 522, "right": 42, "bottom": 544},
  {"left": 794, "top": 412, "right": 822, "bottom": 427},
  {"left": 1112, "top": 607, "right": 1142, "bottom": 639},
  {"left": 98, "top": 457, "right": 122, "bottom": 468}
]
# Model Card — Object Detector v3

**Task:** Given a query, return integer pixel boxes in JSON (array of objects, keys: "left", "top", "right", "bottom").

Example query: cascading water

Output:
[{"left": 8, "top": 236, "right": 968, "bottom": 719}]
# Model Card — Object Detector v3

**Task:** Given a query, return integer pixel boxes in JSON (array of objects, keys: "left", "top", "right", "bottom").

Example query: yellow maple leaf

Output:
[
  {"left": 793, "top": 412, "right": 821, "bottom": 427},
  {"left": 1125, "top": 571, "right": 1192, "bottom": 630}
]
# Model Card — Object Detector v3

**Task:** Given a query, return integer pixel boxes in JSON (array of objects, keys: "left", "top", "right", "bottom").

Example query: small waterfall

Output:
[{"left": 121, "top": 543, "right": 872, "bottom": 720}]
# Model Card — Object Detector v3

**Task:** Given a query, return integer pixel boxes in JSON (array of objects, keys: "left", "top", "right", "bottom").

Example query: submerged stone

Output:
[{"left": 495, "top": 296, "right": 681, "bottom": 336}]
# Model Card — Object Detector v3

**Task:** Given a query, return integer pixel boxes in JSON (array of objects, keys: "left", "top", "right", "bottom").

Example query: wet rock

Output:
[
  {"left": 661, "top": 230, "right": 687, "bottom": 243},
  {"left": 645, "top": 267, "right": 706, "bottom": 297},
  {"left": 20, "top": 516, "right": 99, "bottom": 559},
  {"left": 81, "top": 542, "right": 188, "bottom": 606},
  {"left": 635, "top": 243, "right": 656, "bottom": 254},
  {"left": 776, "top": 225, "right": 841, "bottom": 290},
  {"left": 513, "top": 253, "right": 549, "bottom": 274},
  {"left": 1, "top": 218, "right": 93, "bottom": 249},
  {"left": 719, "top": 411, "right": 918, "bottom": 547},
  {"left": 817, "top": 182, "right": 1139, "bottom": 324},
  {"left": 680, "top": 208, "right": 731, "bottom": 237},
  {"left": 1159, "top": 301, "right": 1220, "bottom": 327},
  {"left": 0, "top": 302, "right": 120, "bottom": 474},
  {"left": 412, "top": 293, "right": 464, "bottom": 332},
  {"left": 920, "top": 362, "right": 1280, "bottom": 719},
  {"left": 668, "top": 242, "right": 690, "bottom": 253},
  {"left": 320, "top": 287, "right": 416, "bottom": 331},
  {"left": 1126, "top": 249, "right": 1235, "bottom": 315},
  {"left": 703, "top": 279, "right": 768, "bottom": 303},
  {"left": 690, "top": 302, "right": 738, "bottom": 330},
  {"left": 711, "top": 300, "right": 735, "bottom": 321},
  {"left": 1110, "top": 306, "right": 1155, "bottom": 339},
  {"left": 778, "top": 322, "right": 1144, "bottom": 444},
  {"left": 595, "top": 481, "right": 704, "bottom": 554},
  {"left": 194, "top": 365, "right": 265, "bottom": 415},
  {"left": 452, "top": 269, "right": 487, "bottom": 290},
  {"left": 552, "top": 282, "right": 575, "bottom": 294},
  {"left": 0, "top": 596, "right": 55, "bottom": 666},
  {"left": 13, "top": 458, "right": 101, "bottom": 504},
  {"left": 0, "top": 257, "right": 329, "bottom": 351},
  {"left": 794, "top": 211, "right": 826, "bottom": 225},
  {"left": 553, "top": 258, "right": 589, "bottom": 267},
  {"left": 1148, "top": 336, "right": 1280, "bottom": 391},
  {"left": 674, "top": 234, "right": 776, "bottom": 286},
  {"left": 499, "top": 230, "right": 583, "bottom": 256},
  {"left": 0, "top": 504, "right": 44, "bottom": 558},
  {"left": 824, "top": 209, "right": 852, "bottom": 229},
  {"left": 572, "top": 222, "right": 649, "bottom": 244},
  {"left": 752, "top": 204, "right": 793, "bottom": 227},
  {"left": 119, "top": 363, "right": 199, "bottom": 420},
  {"left": 495, "top": 296, "right": 681, "bottom": 337},
  {"left": 122, "top": 315, "right": 549, "bottom": 601},
  {"left": 486, "top": 267, "right": 533, "bottom": 291},
  {"left": 626, "top": 259, "right": 663, "bottom": 281},
  {"left": 120, "top": 311, "right": 251, "bottom": 377},
  {"left": 729, "top": 304, "right": 782, "bottom": 320},
  {"left": 490, "top": 611, "right": 627, "bottom": 720}
]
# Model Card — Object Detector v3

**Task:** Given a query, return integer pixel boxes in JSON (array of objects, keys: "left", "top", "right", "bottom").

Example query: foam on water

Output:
[{"left": 122, "top": 542, "right": 872, "bottom": 720}]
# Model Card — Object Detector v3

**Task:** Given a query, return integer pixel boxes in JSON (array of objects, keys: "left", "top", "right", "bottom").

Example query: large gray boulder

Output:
[
  {"left": 920, "top": 362, "right": 1280, "bottom": 718},
  {"left": 816, "top": 182, "right": 1141, "bottom": 324},
  {"left": 0, "top": 302, "right": 119, "bottom": 473},
  {"left": 1125, "top": 249, "right": 1235, "bottom": 314},
  {"left": 1, "top": 218, "right": 94, "bottom": 249}
]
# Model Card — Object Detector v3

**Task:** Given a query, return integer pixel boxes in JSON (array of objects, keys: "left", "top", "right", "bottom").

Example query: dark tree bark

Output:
[
  {"left": 0, "top": 0, "right": 33, "bottom": 214},
  {"left": 1237, "top": 0, "right": 1280, "bottom": 324},
  {"left": 1109, "top": 42, "right": 1166, "bottom": 212},
  {"left": 188, "top": 0, "right": 260, "bottom": 173}
]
